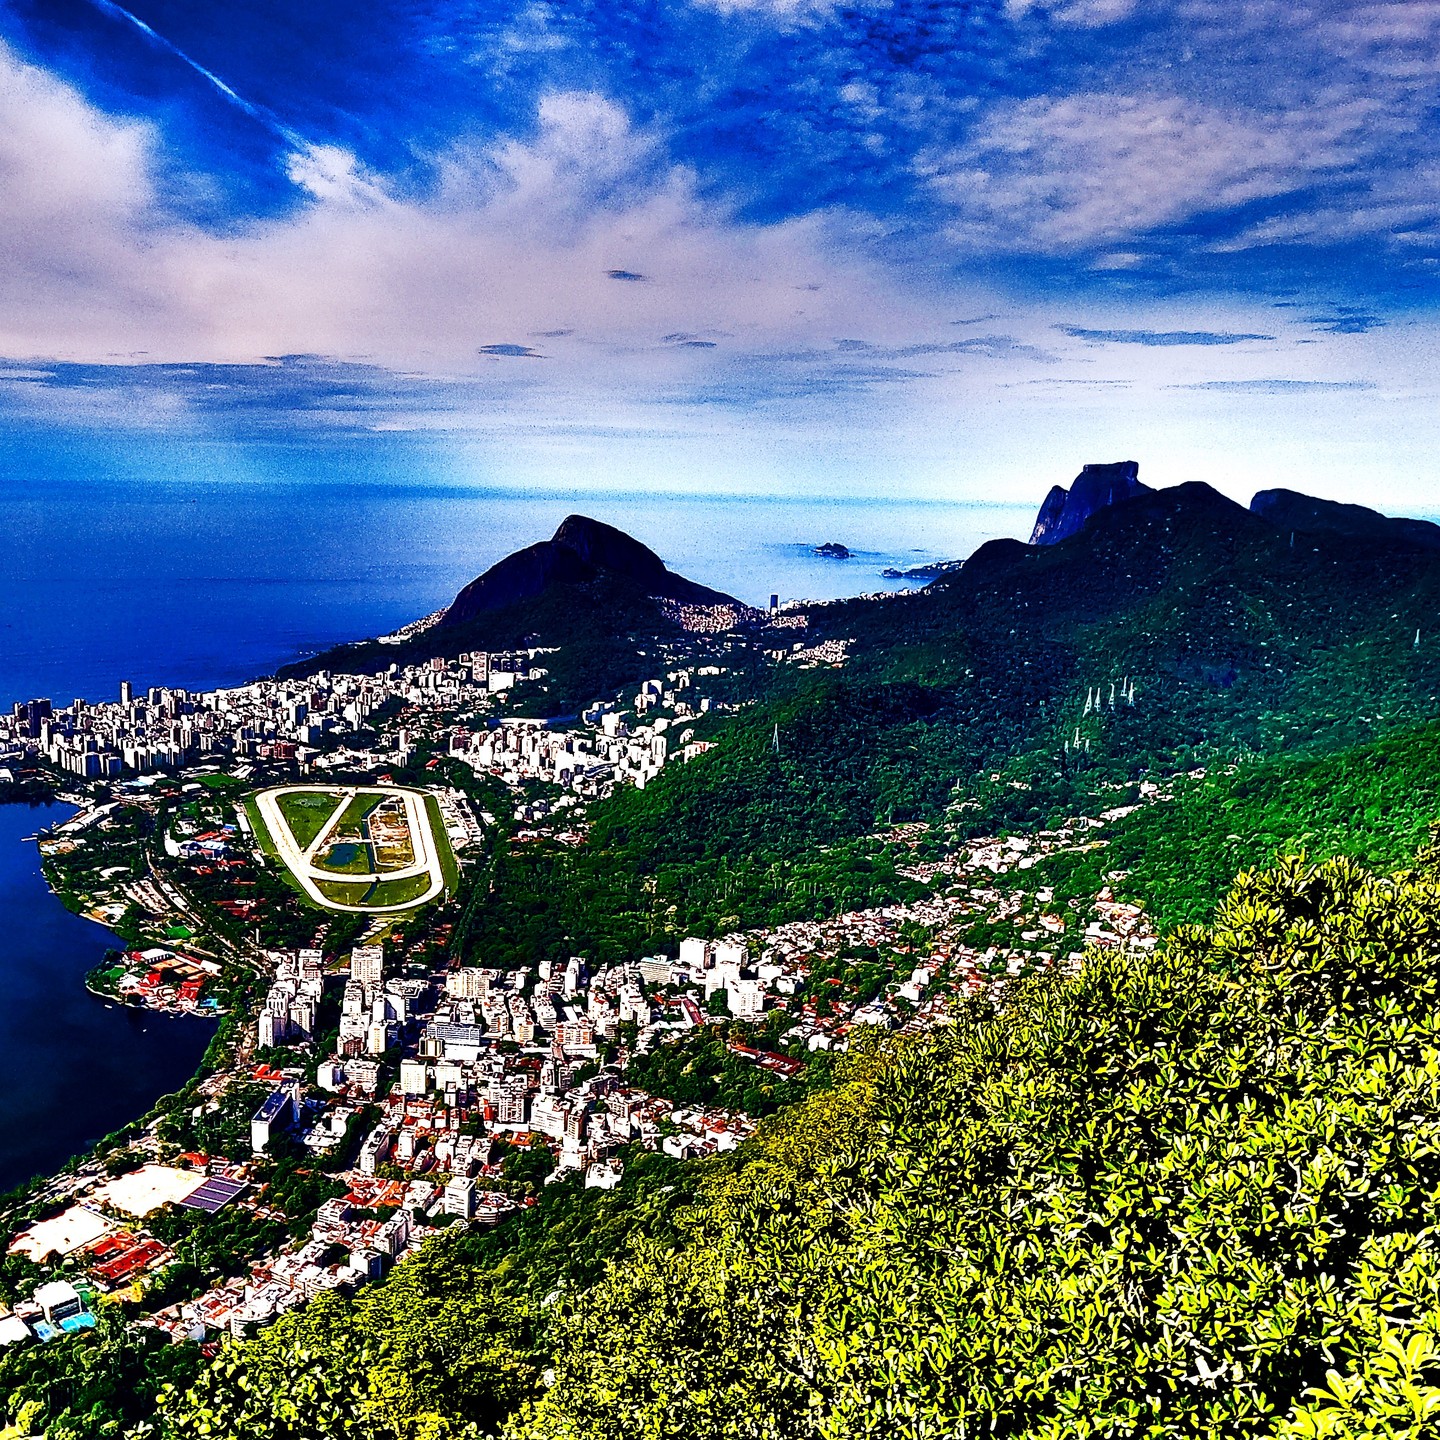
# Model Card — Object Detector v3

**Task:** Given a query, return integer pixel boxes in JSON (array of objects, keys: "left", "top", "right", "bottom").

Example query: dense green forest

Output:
[
  {"left": 1032, "top": 721, "right": 1440, "bottom": 928},
  {"left": 90, "top": 842, "right": 1440, "bottom": 1439}
]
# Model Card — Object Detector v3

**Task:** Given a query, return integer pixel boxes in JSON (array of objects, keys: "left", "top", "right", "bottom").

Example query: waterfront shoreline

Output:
[{"left": 0, "top": 800, "right": 214, "bottom": 1198}]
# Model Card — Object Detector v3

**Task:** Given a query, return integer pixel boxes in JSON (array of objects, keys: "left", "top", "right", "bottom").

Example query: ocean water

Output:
[
  {"left": 0, "top": 478, "right": 1033, "bottom": 1189},
  {"left": 2, "top": 479, "right": 1033, "bottom": 708}
]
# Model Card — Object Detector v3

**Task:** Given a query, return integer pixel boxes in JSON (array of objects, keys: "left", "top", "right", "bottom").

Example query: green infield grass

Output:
[
  {"left": 276, "top": 789, "right": 344, "bottom": 850},
  {"left": 335, "top": 791, "right": 387, "bottom": 832},
  {"left": 315, "top": 878, "right": 375, "bottom": 906},
  {"left": 365, "top": 872, "right": 434, "bottom": 907}
]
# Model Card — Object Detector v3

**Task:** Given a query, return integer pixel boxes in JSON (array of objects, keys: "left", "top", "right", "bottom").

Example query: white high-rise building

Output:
[
  {"left": 445, "top": 967, "right": 490, "bottom": 999},
  {"left": 530, "top": 1094, "right": 569, "bottom": 1141},
  {"left": 444, "top": 1176, "right": 476, "bottom": 1219},
  {"left": 563, "top": 956, "right": 584, "bottom": 997},
  {"left": 728, "top": 977, "right": 767, "bottom": 1019},
  {"left": 351, "top": 945, "right": 384, "bottom": 990},
  {"left": 712, "top": 940, "right": 746, "bottom": 971},
  {"left": 678, "top": 937, "right": 710, "bottom": 973},
  {"left": 490, "top": 1078, "right": 528, "bottom": 1126},
  {"left": 704, "top": 951, "right": 745, "bottom": 1001}
]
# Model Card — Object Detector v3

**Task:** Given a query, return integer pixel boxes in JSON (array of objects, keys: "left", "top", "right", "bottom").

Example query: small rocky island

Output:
[
  {"left": 813, "top": 541, "right": 851, "bottom": 559},
  {"left": 882, "top": 558, "right": 965, "bottom": 580}
]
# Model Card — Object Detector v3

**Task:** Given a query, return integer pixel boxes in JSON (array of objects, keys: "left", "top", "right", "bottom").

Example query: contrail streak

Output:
[
  {"left": 83, "top": 0, "right": 308, "bottom": 150},
  {"left": 81, "top": 0, "right": 387, "bottom": 205}
]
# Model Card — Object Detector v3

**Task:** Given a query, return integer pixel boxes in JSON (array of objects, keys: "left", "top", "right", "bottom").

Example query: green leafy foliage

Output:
[
  {"left": 147, "top": 1248, "right": 539, "bottom": 1440},
  {"left": 623, "top": 1023, "right": 816, "bottom": 1117},
  {"left": 135, "top": 1151, "right": 704, "bottom": 1439},
  {"left": 1034, "top": 721, "right": 1440, "bottom": 927},
  {"left": 521, "top": 849, "right": 1440, "bottom": 1439},
  {"left": 459, "top": 825, "right": 922, "bottom": 972},
  {"left": 0, "top": 1307, "right": 199, "bottom": 1439}
]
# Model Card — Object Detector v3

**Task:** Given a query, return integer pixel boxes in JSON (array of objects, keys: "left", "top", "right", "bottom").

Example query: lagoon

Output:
[{"left": 0, "top": 802, "right": 212, "bottom": 1194}]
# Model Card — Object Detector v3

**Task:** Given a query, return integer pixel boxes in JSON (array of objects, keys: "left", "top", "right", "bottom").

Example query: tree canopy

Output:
[{"left": 136, "top": 843, "right": 1440, "bottom": 1438}]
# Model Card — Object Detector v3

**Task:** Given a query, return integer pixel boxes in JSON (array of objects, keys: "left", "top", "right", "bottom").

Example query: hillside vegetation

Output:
[
  {"left": 1032, "top": 722, "right": 1440, "bottom": 928},
  {"left": 133, "top": 842, "right": 1440, "bottom": 1440}
]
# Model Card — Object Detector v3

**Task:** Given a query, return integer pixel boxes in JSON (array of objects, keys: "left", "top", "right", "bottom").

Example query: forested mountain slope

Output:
[
  {"left": 450, "top": 479, "right": 1440, "bottom": 971},
  {"left": 1035, "top": 720, "right": 1440, "bottom": 929},
  {"left": 676, "top": 479, "right": 1440, "bottom": 847},
  {"left": 136, "top": 841, "right": 1440, "bottom": 1440}
]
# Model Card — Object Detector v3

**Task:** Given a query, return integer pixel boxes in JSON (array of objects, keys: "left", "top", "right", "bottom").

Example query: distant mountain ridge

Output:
[
  {"left": 1023, "top": 462, "right": 1440, "bottom": 560},
  {"left": 284, "top": 469, "right": 1440, "bottom": 727},
  {"left": 1250, "top": 487, "right": 1440, "bottom": 551}
]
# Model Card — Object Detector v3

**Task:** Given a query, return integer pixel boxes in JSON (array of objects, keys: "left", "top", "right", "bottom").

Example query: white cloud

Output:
[
  {"left": 2, "top": 38, "right": 1435, "bottom": 512},
  {"left": 921, "top": 92, "right": 1360, "bottom": 252},
  {"left": 0, "top": 46, "right": 947, "bottom": 390},
  {"left": 1216, "top": 164, "right": 1440, "bottom": 249},
  {"left": 1005, "top": 0, "right": 1142, "bottom": 27},
  {"left": 684, "top": 0, "right": 849, "bottom": 22},
  {"left": 0, "top": 44, "right": 172, "bottom": 353},
  {"left": 283, "top": 144, "right": 385, "bottom": 206}
]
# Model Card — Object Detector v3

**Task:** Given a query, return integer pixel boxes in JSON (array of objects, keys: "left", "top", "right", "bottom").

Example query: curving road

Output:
[{"left": 253, "top": 784, "right": 445, "bottom": 913}]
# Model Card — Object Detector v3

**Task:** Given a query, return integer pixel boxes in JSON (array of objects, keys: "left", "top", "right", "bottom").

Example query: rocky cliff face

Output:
[
  {"left": 1028, "top": 470, "right": 1440, "bottom": 556},
  {"left": 440, "top": 514, "right": 738, "bottom": 627},
  {"left": 1029, "top": 461, "right": 1152, "bottom": 546},
  {"left": 1250, "top": 488, "right": 1440, "bottom": 551}
]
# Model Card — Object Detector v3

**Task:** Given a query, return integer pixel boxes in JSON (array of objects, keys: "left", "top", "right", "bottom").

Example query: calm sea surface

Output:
[
  {"left": 0, "top": 478, "right": 1032, "bottom": 1187},
  {"left": 3, "top": 481, "right": 1032, "bottom": 705}
]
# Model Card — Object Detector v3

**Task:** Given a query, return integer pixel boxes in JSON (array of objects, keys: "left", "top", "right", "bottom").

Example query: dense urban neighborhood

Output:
[
  {"left": 0, "top": 622, "right": 1169, "bottom": 1350},
  {"left": 0, "top": 638, "right": 752, "bottom": 790},
  {"left": 1, "top": 737, "right": 1162, "bottom": 1346}
]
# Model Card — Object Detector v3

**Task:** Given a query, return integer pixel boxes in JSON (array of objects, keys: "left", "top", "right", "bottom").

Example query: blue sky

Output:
[{"left": 2, "top": 0, "right": 1439, "bottom": 508}]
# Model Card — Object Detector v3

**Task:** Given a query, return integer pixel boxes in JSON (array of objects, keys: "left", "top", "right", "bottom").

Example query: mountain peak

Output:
[
  {"left": 440, "top": 514, "right": 738, "bottom": 627},
  {"left": 1029, "top": 461, "right": 1151, "bottom": 546},
  {"left": 549, "top": 514, "right": 673, "bottom": 585}
]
